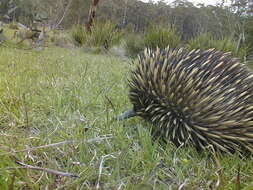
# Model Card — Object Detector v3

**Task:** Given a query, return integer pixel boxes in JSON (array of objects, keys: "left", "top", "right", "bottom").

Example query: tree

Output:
[{"left": 86, "top": 0, "right": 100, "bottom": 32}]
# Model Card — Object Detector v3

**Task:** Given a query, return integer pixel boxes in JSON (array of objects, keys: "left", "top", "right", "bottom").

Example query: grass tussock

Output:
[
  {"left": 124, "top": 33, "right": 145, "bottom": 57},
  {"left": 71, "top": 22, "right": 122, "bottom": 50},
  {"left": 187, "top": 33, "right": 248, "bottom": 60},
  {"left": 87, "top": 21, "right": 122, "bottom": 49},
  {"left": 71, "top": 25, "right": 87, "bottom": 46},
  {"left": 144, "top": 26, "right": 181, "bottom": 50},
  {"left": 0, "top": 46, "right": 253, "bottom": 189}
]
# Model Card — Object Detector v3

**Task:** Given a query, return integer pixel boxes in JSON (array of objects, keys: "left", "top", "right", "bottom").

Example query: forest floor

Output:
[{"left": 0, "top": 29, "right": 253, "bottom": 190}]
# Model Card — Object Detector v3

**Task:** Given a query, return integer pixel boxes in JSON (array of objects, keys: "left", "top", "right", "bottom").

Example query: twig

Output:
[
  {"left": 211, "top": 147, "right": 223, "bottom": 190},
  {"left": 117, "top": 182, "right": 125, "bottom": 190},
  {"left": 15, "top": 161, "right": 79, "bottom": 178},
  {"left": 178, "top": 179, "right": 188, "bottom": 190},
  {"left": 22, "top": 93, "right": 29, "bottom": 128},
  {"left": 12, "top": 136, "right": 112, "bottom": 153},
  {"left": 235, "top": 164, "right": 241, "bottom": 190},
  {"left": 96, "top": 155, "right": 106, "bottom": 190},
  {"left": 104, "top": 95, "right": 115, "bottom": 111},
  {"left": 96, "top": 154, "right": 115, "bottom": 189},
  {"left": 14, "top": 140, "right": 75, "bottom": 153},
  {"left": 9, "top": 173, "right": 16, "bottom": 190}
]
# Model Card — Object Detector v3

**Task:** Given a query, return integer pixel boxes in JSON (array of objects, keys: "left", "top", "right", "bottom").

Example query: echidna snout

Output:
[{"left": 123, "top": 47, "right": 253, "bottom": 153}]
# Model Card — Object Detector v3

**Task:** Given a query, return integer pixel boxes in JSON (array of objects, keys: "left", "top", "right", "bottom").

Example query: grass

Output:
[
  {"left": 144, "top": 26, "right": 181, "bottom": 50},
  {"left": 187, "top": 33, "right": 248, "bottom": 61},
  {"left": 0, "top": 35, "right": 253, "bottom": 189},
  {"left": 124, "top": 34, "right": 145, "bottom": 57}
]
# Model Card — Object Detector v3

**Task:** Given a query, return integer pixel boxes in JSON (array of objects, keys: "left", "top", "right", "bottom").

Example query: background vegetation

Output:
[{"left": 1, "top": 0, "right": 253, "bottom": 59}]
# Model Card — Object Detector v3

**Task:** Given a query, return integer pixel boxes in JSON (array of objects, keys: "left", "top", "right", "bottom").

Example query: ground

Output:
[{"left": 0, "top": 32, "right": 253, "bottom": 189}]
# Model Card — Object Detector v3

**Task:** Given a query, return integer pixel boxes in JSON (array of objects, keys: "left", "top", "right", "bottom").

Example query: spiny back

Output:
[{"left": 129, "top": 47, "right": 253, "bottom": 153}]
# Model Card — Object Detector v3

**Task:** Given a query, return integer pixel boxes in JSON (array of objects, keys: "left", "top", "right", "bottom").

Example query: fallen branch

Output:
[
  {"left": 96, "top": 155, "right": 105, "bottom": 189},
  {"left": 14, "top": 140, "right": 75, "bottom": 153},
  {"left": 211, "top": 147, "right": 223, "bottom": 190},
  {"left": 96, "top": 154, "right": 115, "bottom": 189},
  {"left": 13, "top": 136, "right": 112, "bottom": 153},
  {"left": 15, "top": 160, "right": 79, "bottom": 178}
]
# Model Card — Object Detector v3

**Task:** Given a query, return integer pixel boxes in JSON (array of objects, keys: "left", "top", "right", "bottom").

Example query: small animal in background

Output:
[
  {"left": 35, "top": 25, "right": 46, "bottom": 46},
  {"left": 12, "top": 28, "right": 41, "bottom": 45},
  {"left": 0, "top": 28, "right": 7, "bottom": 42}
]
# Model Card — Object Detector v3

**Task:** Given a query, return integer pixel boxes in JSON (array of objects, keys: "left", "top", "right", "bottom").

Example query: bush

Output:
[
  {"left": 71, "top": 22, "right": 122, "bottom": 49},
  {"left": 144, "top": 26, "right": 181, "bottom": 49},
  {"left": 71, "top": 25, "right": 87, "bottom": 46},
  {"left": 187, "top": 33, "right": 247, "bottom": 60},
  {"left": 8, "top": 23, "right": 19, "bottom": 30},
  {"left": 125, "top": 34, "right": 145, "bottom": 57},
  {"left": 245, "top": 19, "right": 253, "bottom": 54},
  {"left": 50, "top": 33, "right": 74, "bottom": 48},
  {"left": 187, "top": 33, "right": 213, "bottom": 50},
  {"left": 87, "top": 21, "right": 122, "bottom": 49}
]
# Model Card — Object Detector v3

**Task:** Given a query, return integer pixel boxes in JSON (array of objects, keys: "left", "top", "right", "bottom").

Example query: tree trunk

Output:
[{"left": 85, "top": 0, "right": 100, "bottom": 32}]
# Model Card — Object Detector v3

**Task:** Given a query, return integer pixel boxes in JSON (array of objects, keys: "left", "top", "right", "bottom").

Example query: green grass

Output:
[
  {"left": 187, "top": 33, "right": 248, "bottom": 61},
  {"left": 0, "top": 45, "right": 253, "bottom": 189},
  {"left": 144, "top": 26, "right": 181, "bottom": 50}
]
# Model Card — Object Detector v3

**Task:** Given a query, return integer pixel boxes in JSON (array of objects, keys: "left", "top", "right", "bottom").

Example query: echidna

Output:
[{"left": 120, "top": 47, "right": 253, "bottom": 153}]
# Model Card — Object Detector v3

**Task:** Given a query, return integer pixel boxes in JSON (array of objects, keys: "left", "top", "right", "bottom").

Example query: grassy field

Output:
[{"left": 0, "top": 43, "right": 253, "bottom": 189}]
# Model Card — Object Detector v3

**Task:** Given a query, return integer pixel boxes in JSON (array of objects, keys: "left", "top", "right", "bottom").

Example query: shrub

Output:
[
  {"left": 71, "top": 25, "right": 87, "bottom": 46},
  {"left": 245, "top": 19, "right": 253, "bottom": 54},
  {"left": 144, "top": 26, "right": 181, "bottom": 49},
  {"left": 51, "top": 34, "right": 74, "bottom": 48},
  {"left": 124, "top": 34, "right": 145, "bottom": 57},
  {"left": 87, "top": 21, "right": 122, "bottom": 49},
  {"left": 8, "top": 23, "right": 19, "bottom": 30},
  {"left": 187, "top": 33, "right": 247, "bottom": 60},
  {"left": 187, "top": 33, "right": 213, "bottom": 50}
]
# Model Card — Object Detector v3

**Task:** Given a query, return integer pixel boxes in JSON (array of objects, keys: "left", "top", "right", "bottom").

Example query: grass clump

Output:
[
  {"left": 144, "top": 26, "right": 181, "bottom": 49},
  {"left": 50, "top": 30, "right": 74, "bottom": 48},
  {"left": 7, "top": 22, "right": 19, "bottom": 30},
  {"left": 245, "top": 19, "right": 253, "bottom": 54},
  {"left": 87, "top": 21, "right": 122, "bottom": 49},
  {"left": 71, "top": 25, "right": 87, "bottom": 46},
  {"left": 187, "top": 33, "right": 213, "bottom": 50},
  {"left": 71, "top": 22, "right": 122, "bottom": 50},
  {"left": 124, "top": 33, "right": 145, "bottom": 57},
  {"left": 187, "top": 33, "right": 248, "bottom": 60}
]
